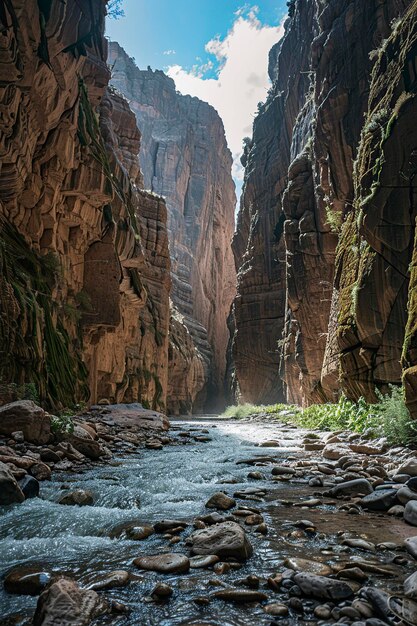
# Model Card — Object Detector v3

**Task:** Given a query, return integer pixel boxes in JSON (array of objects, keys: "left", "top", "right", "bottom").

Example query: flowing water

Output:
[{"left": 0, "top": 418, "right": 410, "bottom": 625}]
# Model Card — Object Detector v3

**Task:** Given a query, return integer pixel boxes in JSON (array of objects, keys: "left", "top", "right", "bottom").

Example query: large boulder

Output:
[
  {"left": 293, "top": 573, "right": 354, "bottom": 601},
  {"left": 189, "top": 521, "right": 253, "bottom": 562},
  {"left": 33, "top": 578, "right": 108, "bottom": 625},
  {"left": 0, "top": 401, "right": 50, "bottom": 444},
  {"left": 0, "top": 461, "right": 25, "bottom": 504}
]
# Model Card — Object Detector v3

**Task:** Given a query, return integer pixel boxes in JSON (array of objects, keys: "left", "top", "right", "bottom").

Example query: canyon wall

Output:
[
  {"left": 232, "top": 0, "right": 417, "bottom": 409},
  {"left": 108, "top": 42, "right": 236, "bottom": 414},
  {"left": 0, "top": 0, "right": 170, "bottom": 411}
]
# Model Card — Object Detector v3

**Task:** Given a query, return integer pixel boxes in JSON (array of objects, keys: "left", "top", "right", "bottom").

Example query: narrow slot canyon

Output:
[{"left": 2, "top": 1, "right": 417, "bottom": 625}]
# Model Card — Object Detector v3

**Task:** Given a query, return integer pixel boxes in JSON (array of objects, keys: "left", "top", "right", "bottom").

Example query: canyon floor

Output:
[{"left": 1, "top": 412, "right": 417, "bottom": 625}]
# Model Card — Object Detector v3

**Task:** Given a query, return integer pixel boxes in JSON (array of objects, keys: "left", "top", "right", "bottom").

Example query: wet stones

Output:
[
  {"left": 404, "top": 501, "right": 417, "bottom": 526},
  {"left": 293, "top": 573, "right": 354, "bottom": 601},
  {"left": 283, "top": 558, "right": 332, "bottom": 576},
  {"left": 133, "top": 553, "right": 190, "bottom": 574},
  {"left": 360, "top": 489, "right": 398, "bottom": 511},
  {"left": 189, "top": 555, "right": 220, "bottom": 569},
  {"left": 18, "top": 474, "right": 39, "bottom": 498},
  {"left": 189, "top": 521, "right": 253, "bottom": 561},
  {"left": 87, "top": 570, "right": 130, "bottom": 591},
  {"left": 109, "top": 522, "right": 154, "bottom": 540},
  {"left": 153, "top": 520, "right": 188, "bottom": 533},
  {"left": 0, "top": 461, "right": 25, "bottom": 504},
  {"left": 151, "top": 582, "right": 173, "bottom": 599},
  {"left": 33, "top": 578, "right": 107, "bottom": 625},
  {"left": 205, "top": 492, "right": 236, "bottom": 510},
  {"left": 4, "top": 566, "right": 52, "bottom": 595},
  {"left": 328, "top": 478, "right": 373, "bottom": 497},
  {"left": 58, "top": 489, "right": 94, "bottom": 506}
]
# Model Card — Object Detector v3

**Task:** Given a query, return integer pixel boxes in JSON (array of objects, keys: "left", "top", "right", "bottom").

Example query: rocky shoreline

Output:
[{"left": 2, "top": 408, "right": 417, "bottom": 624}]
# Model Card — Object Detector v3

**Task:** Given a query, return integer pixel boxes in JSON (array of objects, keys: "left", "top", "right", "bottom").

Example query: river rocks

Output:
[
  {"left": 0, "top": 402, "right": 50, "bottom": 445},
  {"left": 405, "top": 572, "right": 417, "bottom": 599},
  {"left": 213, "top": 589, "right": 268, "bottom": 603},
  {"left": 189, "top": 521, "right": 253, "bottom": 561},
  {"left": 153, "top": 520, "right": 188, "bottom": 533},
  {"left": 151, "top": 582, "right": 173, "bottom": 599},
  {"left": 18, "top": 475, "right": 40, "bottom": 499},
  {"left": 329, "top": 479, "right": 373, "bottom": 497},
  {"left": 58, "top": 490, "right": 94, "bottom": 506},
  {"left": 293, "top": 573, "right": 354, "bottom": 601},
  {"left": 30, "top": 462, "right": 52, "bottom": 482},
  {"left": 404, "top": 501, "right": 417, "bottom": 526},
  {"left": 133, "top": 553, "right": 190, "bottom": 574},
  {"left": 397, "top": 459, "right": 417, "bottom": 477},
  {"left": 259, "top": 440, "right": 280, "bottom": 448},
  {"left": 264, "top": 602, "right": 289, "bottom": 616},
  {"left": 190, "top": 555, "right": 220, "bottom": 569},
  {"left": 205, "top": 492, "right": 236, "bottom": 510},
  {"left": 0, "top": 461, "right": 25, "bottom": 505},
  {"left": 360, "top": 489, "right": 398, "bottom": 512},
  {"left": 322, "top": 444, "right": 352, "bottom": 460},
  {"left": 398, "top": 486, "right": 417, "bottom": 505},
  {"left": 33, "top": 578, "right": 107, "bottom": 625},
  {"left": 271, "top": 465, "right": 296, "bottom": 476},
  {"left": 109, "top": 522, "right": 154, "bottom": 540},
  {"left": 4, "top": 566, "right": 52, "bottom": 595},
  {"left": 284, "top": 558, "right": 332, "bottom": 576},
  {"left": 342, "top": 538, "right": 376, "bottom": 552},
  {"left": 87, "top": 570, "right": 130, "bottom": 591}
]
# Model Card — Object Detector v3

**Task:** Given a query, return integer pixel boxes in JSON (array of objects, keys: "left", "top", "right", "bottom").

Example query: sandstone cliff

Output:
[
  {"left": 232, "top": 0, "right": 417, "bottom": 410},
  {"left": 0, "top": 0, "right": 170, "bottom": 411},
  {"left": 108, "top": 42, "right": 236, "bottom": 413}
]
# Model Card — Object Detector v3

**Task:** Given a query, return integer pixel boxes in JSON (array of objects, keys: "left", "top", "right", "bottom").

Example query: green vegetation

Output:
[
  {"left": 222, "top": 385, "right": 417, "bottom": 446},
  {"left": 222, "top": 403, "right": 294, "bottom": 420},
  {"left": 50, "top": 413, "right": 74, "bottom": 436},
  {"left": 0, "top": 218, "right": 89, "bottom": 410}
]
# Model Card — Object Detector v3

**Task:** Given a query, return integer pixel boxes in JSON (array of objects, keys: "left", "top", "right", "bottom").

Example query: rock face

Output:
[
  {"left": 108, "top": 42, "right": 236, "bottom": 413},
  {"left": 0, "top": 1, "right": 170, "bottom": 411},
  {"left": 232, "top": 0, "right": 417, "bottom": 408}
]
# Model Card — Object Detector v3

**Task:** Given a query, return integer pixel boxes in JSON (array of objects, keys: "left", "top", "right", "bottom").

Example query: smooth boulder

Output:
[
  {"left": 0, "top": 461, "right": 25, "bottom": 505},
  {"left": 405, "top": 501, "right": 417, "bottom": 526},
  {"left": 329, "top": 479, "right": 373, "bottom": 497},
  {"left": 189, "top": 521, "right": 253, "bottom": 562},
  {"left": 360, "top": 489, "right": 398, "bottom": 512},
  {"left": 0, "top": 400, "right": 50, "bottom": 444},
  {"left": 293, "top": 573, "right": 354, "bottom": 601},
  {"left": 133, "top": 553, "right": 190, "bottom": 574},
  {"left": 205, "top": 492, "right": 236, "bottom": 511}
]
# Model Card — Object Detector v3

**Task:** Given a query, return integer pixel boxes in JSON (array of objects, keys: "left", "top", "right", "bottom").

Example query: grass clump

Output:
[
  {"left": 223, "top": 386, "right": 417, "bottom": 446},
  {"left": 221, "top": 403, "right": 298, "bottom": 420}
]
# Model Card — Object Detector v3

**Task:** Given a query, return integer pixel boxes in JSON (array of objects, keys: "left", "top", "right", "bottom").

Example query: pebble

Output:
[
  {"left": 151, "top": 583, "right": 173, "bottom": 599},
  {"left": 264, "top": 603, "right": 289, "bottom": 616},
  {"left": 205, "top": 492, "right": 236, "bottom": 510}
]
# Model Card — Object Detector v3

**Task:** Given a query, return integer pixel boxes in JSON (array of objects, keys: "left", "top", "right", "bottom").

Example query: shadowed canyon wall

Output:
[
  {"left": 108, "top": 42, "right": 237, "bottom": 414},
  {"left": 232, "top": 0, "right": 417, "bottom": 412},
  {"left": 0, "top": 0, "right": 170, "bottom": 411}
]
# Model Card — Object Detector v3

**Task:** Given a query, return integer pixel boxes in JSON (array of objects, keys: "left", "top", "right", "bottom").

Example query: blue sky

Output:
[
  {"left": 106, "top": 2, "right": 287, "bottom": 196},
  {"left": 106, "top": 1, "right": 286, "bottom": 74}
]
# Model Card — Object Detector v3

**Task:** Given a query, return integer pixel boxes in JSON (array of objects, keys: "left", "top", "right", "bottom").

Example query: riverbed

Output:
[{"left": 0, "top": 418, "right": 413, "bottom": 625}]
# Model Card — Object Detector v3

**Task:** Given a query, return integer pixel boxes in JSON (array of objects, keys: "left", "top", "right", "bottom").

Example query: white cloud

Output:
[
  {"left": 163, "top": 49, "right": 176, "bottom": 55},
  {"left": 167, "top": 8, "right": 284, "bottom": 182}
]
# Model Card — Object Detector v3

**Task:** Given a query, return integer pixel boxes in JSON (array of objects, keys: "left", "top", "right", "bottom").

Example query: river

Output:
[{"left": 0, "top": 418, "right": 411, "bottom": 625}]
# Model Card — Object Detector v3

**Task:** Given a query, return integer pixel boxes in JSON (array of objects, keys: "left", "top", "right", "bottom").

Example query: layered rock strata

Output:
[
  {"left": 108, "top": 42, "right": 236, "bottom": 413},
  {"left": 232, "top": 0, "right": 417, "bottom": 409},
  {"left": 0, "top": 1, "right": 170, "bottom": 410}
]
